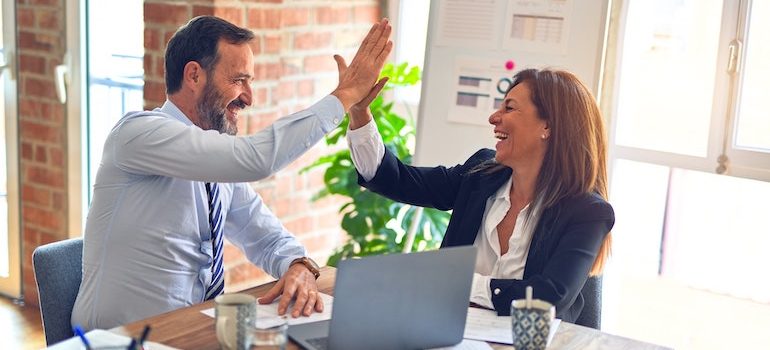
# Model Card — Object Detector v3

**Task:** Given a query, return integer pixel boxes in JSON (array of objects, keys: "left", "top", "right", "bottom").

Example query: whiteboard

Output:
[{"left": 414, "top": 0, "right": 610, "bottom": 166}]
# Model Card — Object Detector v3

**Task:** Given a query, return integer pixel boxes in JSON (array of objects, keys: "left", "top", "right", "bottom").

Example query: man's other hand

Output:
[{"left": 258, "top": 263, "right": 324, "bottom": 317}]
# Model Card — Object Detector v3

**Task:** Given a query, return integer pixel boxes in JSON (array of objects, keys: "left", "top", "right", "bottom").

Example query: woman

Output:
[{"left": 345, "top": 68, "right": 614, "bottom": 323}]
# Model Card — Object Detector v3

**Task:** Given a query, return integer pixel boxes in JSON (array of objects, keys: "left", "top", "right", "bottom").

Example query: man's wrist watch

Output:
[{"left": 290, "top": 257, "right": 321, "bottom": 279}]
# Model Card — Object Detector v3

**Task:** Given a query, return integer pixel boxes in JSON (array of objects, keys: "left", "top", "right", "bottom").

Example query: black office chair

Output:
[{"left": 575, "top": 276, "right": 602, "bottom": 330}]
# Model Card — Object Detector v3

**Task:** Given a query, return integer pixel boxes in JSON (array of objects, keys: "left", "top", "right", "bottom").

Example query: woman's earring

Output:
[{"left": 541, "top": 134, "right": 547, "bottom": 140}]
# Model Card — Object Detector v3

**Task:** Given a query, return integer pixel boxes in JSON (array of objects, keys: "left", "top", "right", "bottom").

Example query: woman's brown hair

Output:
[{"left": 524, "top": 68, "right": 610, "bottom": 275}]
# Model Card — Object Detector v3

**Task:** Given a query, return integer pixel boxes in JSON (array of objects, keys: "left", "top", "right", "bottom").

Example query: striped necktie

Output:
[{"left": 205, "top": 182, "right": 225, "bottom": 300}]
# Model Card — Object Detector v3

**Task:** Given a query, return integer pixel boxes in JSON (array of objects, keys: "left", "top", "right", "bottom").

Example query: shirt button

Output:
[
  {"left": 494, "top": 288, "right": 501, "bottom": 295},
  {"left": 333, "top": 118, "right": 339, "bottom": 124},
  {"left": 305, "top": 141, "right": 311, "bottom": 147}
]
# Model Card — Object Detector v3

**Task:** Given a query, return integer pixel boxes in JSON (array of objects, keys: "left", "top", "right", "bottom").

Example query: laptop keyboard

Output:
[{"left": 306, "top": 337, "right": 329, "bottom": 350}]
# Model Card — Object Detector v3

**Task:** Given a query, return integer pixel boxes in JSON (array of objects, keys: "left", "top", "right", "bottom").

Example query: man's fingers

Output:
[
  {"left": 359, "top": 77, "right": 388, "bottom": 106},
  {"left": 277, "top": 280, "right": 298, "bottom": 315},
  {"left": 315, "top": 294, "right": 324, "bottom": 312},
  {"left": 334, "top": 55, "right": 348, "bottom": 78},
  {"left": 291, "top": 288, "right": 309, "bottom": 318},
  {"left": 351, "top": 21, "right": 380, "bottom": 63},
  {"left": 303, "top": 291, "right": 318, "bottom": 316},
  {"left": 374, "top": 41, "right": 394, "bottom": 68},
  {"left": 371, "top": 23, "right": 392, "bottom": 58},
  {"left": 258, "top": 279, "right": 284, "bottom": 304}
]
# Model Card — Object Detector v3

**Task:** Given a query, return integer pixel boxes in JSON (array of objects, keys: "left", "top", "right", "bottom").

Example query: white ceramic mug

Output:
[{"left": 215, "top": 293, "right": 256, "bottom": 350}]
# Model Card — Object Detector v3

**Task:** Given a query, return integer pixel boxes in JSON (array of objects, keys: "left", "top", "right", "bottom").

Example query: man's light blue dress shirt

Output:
[{"left": 71, "top": 96, "right": 343, "bottom": 330}]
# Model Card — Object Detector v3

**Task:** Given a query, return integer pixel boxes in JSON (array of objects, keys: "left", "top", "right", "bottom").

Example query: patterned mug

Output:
[
  {"left": 510, "top": 298, "right": 555, "bottom": 350},
  {"left": 215, "top": 293, "right": 257, "bottom": 350}
]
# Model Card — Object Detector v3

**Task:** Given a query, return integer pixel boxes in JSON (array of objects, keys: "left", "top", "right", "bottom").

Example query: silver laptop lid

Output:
[{"left": 329, "top": 246, "right": 477, "bottom": 350}]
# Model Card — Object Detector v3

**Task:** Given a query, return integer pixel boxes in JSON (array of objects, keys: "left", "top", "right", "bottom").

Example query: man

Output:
[{"left": 72, "top": 16, "right": 392, "bottom": 330}]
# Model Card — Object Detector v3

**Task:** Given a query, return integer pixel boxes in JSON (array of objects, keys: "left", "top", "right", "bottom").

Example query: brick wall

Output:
[
  {"left": 17, "top": 0, "right": 69, "bottom": 306},
  {"left": 143, "top": 0, "right": 381, "bottom": 292}
]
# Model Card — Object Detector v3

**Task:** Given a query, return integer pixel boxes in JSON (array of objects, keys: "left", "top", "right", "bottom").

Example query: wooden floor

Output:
[{"left": 0, "top": 296, "right": 46, "bottom": 350}]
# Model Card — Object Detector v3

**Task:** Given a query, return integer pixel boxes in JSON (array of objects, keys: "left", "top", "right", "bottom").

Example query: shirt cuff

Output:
[
  {"left": 470, "top": 273, "right": 494, "bottom": 309},
  {"left": 278, "top": 255, "right": 306, "bottom": 277},
  {"left": 309, "top": 95, "right": 345, "bottom": 132},
  {"left": 347, "top": 119, "right": 385, "bottom": 182}
]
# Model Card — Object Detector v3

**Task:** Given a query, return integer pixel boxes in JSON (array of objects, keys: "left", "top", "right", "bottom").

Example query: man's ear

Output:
[{"left": 182, "top": 61, "right": 205, "bottom": 91}]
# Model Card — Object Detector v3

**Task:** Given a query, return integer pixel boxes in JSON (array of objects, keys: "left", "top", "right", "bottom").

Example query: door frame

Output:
[{"left": 1, "top": 0, "right": 21, "bottom": 298}]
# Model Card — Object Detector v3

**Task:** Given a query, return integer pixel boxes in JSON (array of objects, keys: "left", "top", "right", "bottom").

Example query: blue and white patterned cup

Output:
[
  {"left": 215, "top": 293, "right": 257, "bottom": 350},
  {"left": 511, "top": 298, "right": 555, "bottom": 350}
]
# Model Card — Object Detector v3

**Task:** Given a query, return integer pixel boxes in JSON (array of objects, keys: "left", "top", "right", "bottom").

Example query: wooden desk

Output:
[{"left": 111, "top": 267, "right": 670, "bottom": 349}]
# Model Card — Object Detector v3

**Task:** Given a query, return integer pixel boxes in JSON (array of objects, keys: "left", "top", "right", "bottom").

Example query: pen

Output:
[
  {"left": 73, "top": 325, "right": 92, "bottom": 350},
  {"left": 138, "top": 325, "right": 152, "bottom": 349}
]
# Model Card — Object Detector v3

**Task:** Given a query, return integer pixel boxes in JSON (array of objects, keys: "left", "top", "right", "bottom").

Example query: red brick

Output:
[
  {"left": 23, "top": 76, "right": 57, "bottom": 99},
  {"left": 20, "top": 98, "right": 41, "bottom": 117},
  {"left": 303, "top": 55, "right": 336, "bottom": 73},
  {"left": 284, "top": 215, "right": 313, "bottom": 233},
  {"left": 37, "top": 9, "right": 60, "bottom": 30},
  {"left": 19, "top": 54, "right": 46, "bottom": 75},
  {"left": 144, "top": 28, "right": 161, "bottom": 51},
  {"left": 274, "top": 81, "right": 295, "bottom": 101},
  {"left": 52, "top": 192, "right": 65, "bottom": 211},
  {"left": 254, "top": 62, "right": 282, "bottom": 81},
  {"left": 214, "top": 7, "right": 245, "bottom": 26},
  {"left": 247, "top": 8, "right": 281, "bottom": 29},
  {"left": 297, "top": 79, "right": 314, "bottom": 97},
  {"left": 22, "top": 206, "right": 63, "bottom": 231},
  {"left": 40, "top": 102, "right": 65, "bottom": 124},
  {"left": 21, "top": 142, "right": 33, "bottom": 160},
  {"left": 35, "top": 145, "right": 47, "bottom": 163},
  {"left": 144, "top": 80, "right": 166, "bottom": 103},
  {"left": 18, "top": 8, "right": 34, "bottom": 27},
  {"left": 144, "top": 3, "right": 191, "bottom": 26},
  {"left": 248, "top": 36, "right": 262, "bottom": 56},
  {"left": 227, "top": 262, "right": 270, "bottom": 285},
  {"left": 29, "top": 0, "right": 60, "bottom": 6},
  {"left": 353, "top": 5, "right": 379, "bottom": 24},
  {"left": 264, "top": 35, "right": 282, "bottom": 54},
  {"left": 50, "top": 147, "right": 64, "bottom": 168},
  {"left": 26, "top": 165, "right": 65, "bottom": 187},
  {"left": 253, "top": 87, "right": 268, "bottom": 106},
  {"left": 20, "top": 120, "right": 60, "bottom": 144},
  {"left": 294, "top": 32, "right": 332, "bottom": 50},
  {"left": 144, "top": 55, "right": 154, "bottom": 79},
  {"left": 281, "top": 8, "right": 309, "bottom": 27},
  {"left": 316, "top": 7, "right": 351, "bottom": 25},
  {"left": 22, "top": 185, "right": 51, "bottom": 207},
  {"left": 276, "top": 175, "right": 294, "bottom": 194},
  {"left": 155, "top": 56, "right": 166, "bottom": 78},
  {"left": 18, "top": 31, "right": 54, "bottom": 51},
  {"left": 192, "top": 5, "right": 215, "bottom": 17}
]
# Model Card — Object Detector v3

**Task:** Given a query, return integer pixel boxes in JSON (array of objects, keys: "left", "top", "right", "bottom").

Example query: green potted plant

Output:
[{"left": 302, "top": 63, "right": 451, "bottom": 266}]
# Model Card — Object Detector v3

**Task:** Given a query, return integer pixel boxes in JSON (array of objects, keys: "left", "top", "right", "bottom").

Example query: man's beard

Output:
[{"left": 196, "top": 81, "right": 243, "bottom": 135}]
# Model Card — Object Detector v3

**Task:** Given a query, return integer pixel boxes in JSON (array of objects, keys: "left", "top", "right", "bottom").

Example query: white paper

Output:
[
  {"left": 463, "top": 307, "right": 560, "bottom": 345},
  {"left": 435, "top": 0, "right": 500, "bottom": 49},
  {"left": 46, "top": 329, "right": 179, "bottom": 350},
  {"left": 429, "top": 338, "right": 494, "bottom": 350},
  {"left": 201, "top": 292, "right": 334, "bottom": 329},
  {"left": 503, "top": 0, "right": 574, "bottom": 55},
  {"left": 449, "top": 57, "right": 517, "bottom": 126}
]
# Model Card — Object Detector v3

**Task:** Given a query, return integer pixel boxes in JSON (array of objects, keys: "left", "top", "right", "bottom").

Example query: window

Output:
[{"left": 604, "top": 1, "right": 770, "bottom": 348}]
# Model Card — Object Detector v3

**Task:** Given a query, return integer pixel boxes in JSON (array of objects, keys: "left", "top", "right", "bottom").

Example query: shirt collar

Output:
[{"left": 158, "top": 100, "right": 195, "bottom": 126}]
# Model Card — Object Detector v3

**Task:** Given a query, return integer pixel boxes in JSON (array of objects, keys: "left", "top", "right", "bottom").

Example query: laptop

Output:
[{"left": 288, "top": 246, "right": 477, "bottom": 350}]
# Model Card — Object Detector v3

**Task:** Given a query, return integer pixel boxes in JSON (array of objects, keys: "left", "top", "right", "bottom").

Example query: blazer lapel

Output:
[{"left": 444, "top": 168, "right": 512, "bottom": 247}]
